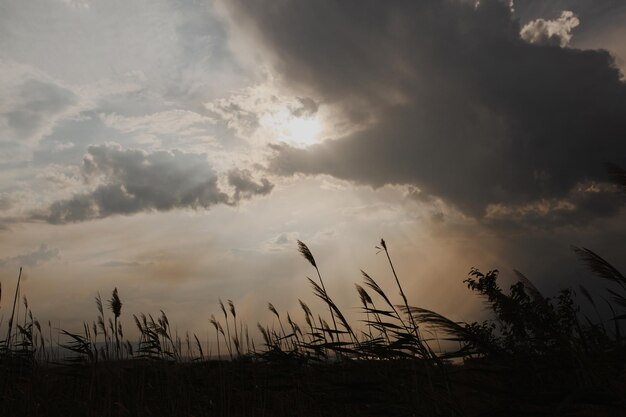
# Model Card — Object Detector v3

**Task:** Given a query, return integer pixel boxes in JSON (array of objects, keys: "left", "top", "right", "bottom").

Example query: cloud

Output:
[
  {"left": 99, "top": 110, "right": 218, "bottom": 147},
  {"left": 204, "top": 84, "right": 324, "bottom": 147},
  {"left": 222, "top": 0, "right": 626, "bottom": 227},
  {"left": 520, "top": 10, "right": 580, "bottom": 47},
  {"left": 260, "top": 231, "right": 301, "bottom": 253},
  {"left": 33, "top": 144, "right": 274, "bottom": 224},
  {"left": 99, "top": 260, "right": 143, "bottom": 268},
  {"left": 0, "top": 0, "right": 246, "bottom": 102},
  {"left": 0, "top": 60, "right": 79, "bottom": 148},
  {"left": 484, "top": 181, "right": 623, "bottom": 228},
  {"left": 0, "top": 194, "right": 13, "bottom": 211},
  {"left": 290, "top": 97, "right": 319, "bottom": 117},
  {"left": 228, "top": 168, "right": 274, "bottom": 201},
  {"left": 0, "top": 244, "right": 60, "bottom": 268},
  {"left": 41, "top": 144, "right": 227, "bottom": 223},
  {"left": 512, "top": 0, "right": 626, "bottom": 29},
  {"left": 3, "top": 79, "right": 76, "bottom": 141}
]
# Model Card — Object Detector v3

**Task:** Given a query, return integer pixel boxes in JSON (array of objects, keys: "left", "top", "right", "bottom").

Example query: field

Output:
[{"left": 1, "top": 240, "right": 625, "bottom": 417}]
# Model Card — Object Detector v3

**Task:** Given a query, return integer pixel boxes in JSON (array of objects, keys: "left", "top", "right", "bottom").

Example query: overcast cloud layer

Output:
[{"left": 223, "top": 0, "right": 626, "bottom": 226}]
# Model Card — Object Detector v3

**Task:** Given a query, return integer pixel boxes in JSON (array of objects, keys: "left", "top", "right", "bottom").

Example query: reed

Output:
[{"left": 0, "top": 236, "right": 624, "bottom": 416}]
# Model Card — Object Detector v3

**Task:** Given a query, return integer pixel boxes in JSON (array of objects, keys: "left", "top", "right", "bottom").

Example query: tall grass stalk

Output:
[
  {"left": 297, "top": 240, "right": 339, "bottom": 336},
  {"left": 5, "top": 267, "right": 22, "bottom": 351},
  {"left": 219, "top": 299, "right": 233, "bottom": 359}
]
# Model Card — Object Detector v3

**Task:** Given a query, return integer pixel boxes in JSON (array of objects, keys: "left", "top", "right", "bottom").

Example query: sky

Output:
[{"left": 1, "top": 0, "right": 625, "bottom": 341}]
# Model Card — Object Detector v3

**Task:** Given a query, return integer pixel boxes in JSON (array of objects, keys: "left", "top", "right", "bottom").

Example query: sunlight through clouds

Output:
[
  {"left": 204, "top": 82, "right": 331, "bottom": 149},
  {"left": 259, "top": 109, "right": 322, "bottom": 147}
]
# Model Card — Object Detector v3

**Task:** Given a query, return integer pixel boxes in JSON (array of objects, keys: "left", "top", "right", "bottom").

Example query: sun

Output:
[
  {"left": 283, "top": 116, "right": 322, "bottom": 146},
  {"left": 261, "top": 109, "right": 322, "bottom": 147}
]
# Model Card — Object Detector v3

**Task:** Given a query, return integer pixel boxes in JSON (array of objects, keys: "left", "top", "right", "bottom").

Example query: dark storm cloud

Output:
[
  {"left": 224, "top": 0, "right": 626, "bottom": 226},
  {"left": 37, "top": 145, "right": 273, "bottom": 224},
  {"left": 484, "top": 182, "right": 624, "bottom": 228},
  {"left": 0, "top": 244, "right": 60, "bottom": 268},
  {"left": 228, "top": 168, "right": 274, "bottom": 201}
]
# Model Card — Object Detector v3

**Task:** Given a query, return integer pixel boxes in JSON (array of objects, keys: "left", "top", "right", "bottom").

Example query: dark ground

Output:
[{"left": 1, "top": 351, "right": 625, "bottom": 417}]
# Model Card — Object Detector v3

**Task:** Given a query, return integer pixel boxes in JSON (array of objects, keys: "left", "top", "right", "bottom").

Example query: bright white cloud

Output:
[{"left": 520, "top": 11, "right": 580, "bottom": 47}]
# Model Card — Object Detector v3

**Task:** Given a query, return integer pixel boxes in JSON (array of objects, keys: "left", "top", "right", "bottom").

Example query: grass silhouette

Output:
[{"left": 0, "top": 236, "right": 624, "bottom": 416}]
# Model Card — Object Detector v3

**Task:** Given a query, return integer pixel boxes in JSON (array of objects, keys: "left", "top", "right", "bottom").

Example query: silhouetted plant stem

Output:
[
  {"left": 6, "top": 267, "right": 22, "bottom": 351},
  {"left": 268, "top": 303, "right": 287, "bottom": 346},
  {"left": 228, "top": 300, "right": 241, "bottom": 356},
  {"left": 210, "top": 315, "right": 221, "bottom": 360},
  {"left": 108, "top": 288, "right": 122, "bottom": 359},
  {"left": 369, "top": 299, "right": 391, "bottom": 343},
  {"left": 297, "top": 240, "right": 340, "bottom": 337},
  {"left": 315, "top": 266, "right": 339, "bottom": 336},
  {"left": 219, "top": 299, "right": 233, "bottom": 359},
  {"left": 379, "top": 239, "right": 417, "bottom": 333}
]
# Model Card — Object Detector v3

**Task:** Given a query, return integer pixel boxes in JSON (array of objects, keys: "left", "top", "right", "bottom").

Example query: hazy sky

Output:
[{"left": 1, "top": 0, "right": 625, "bottom": 339}]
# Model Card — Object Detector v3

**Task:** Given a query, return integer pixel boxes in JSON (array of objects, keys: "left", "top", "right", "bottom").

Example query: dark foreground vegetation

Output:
[{"left": 1, "top": 167, "right": 626, "bottom": 417}]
